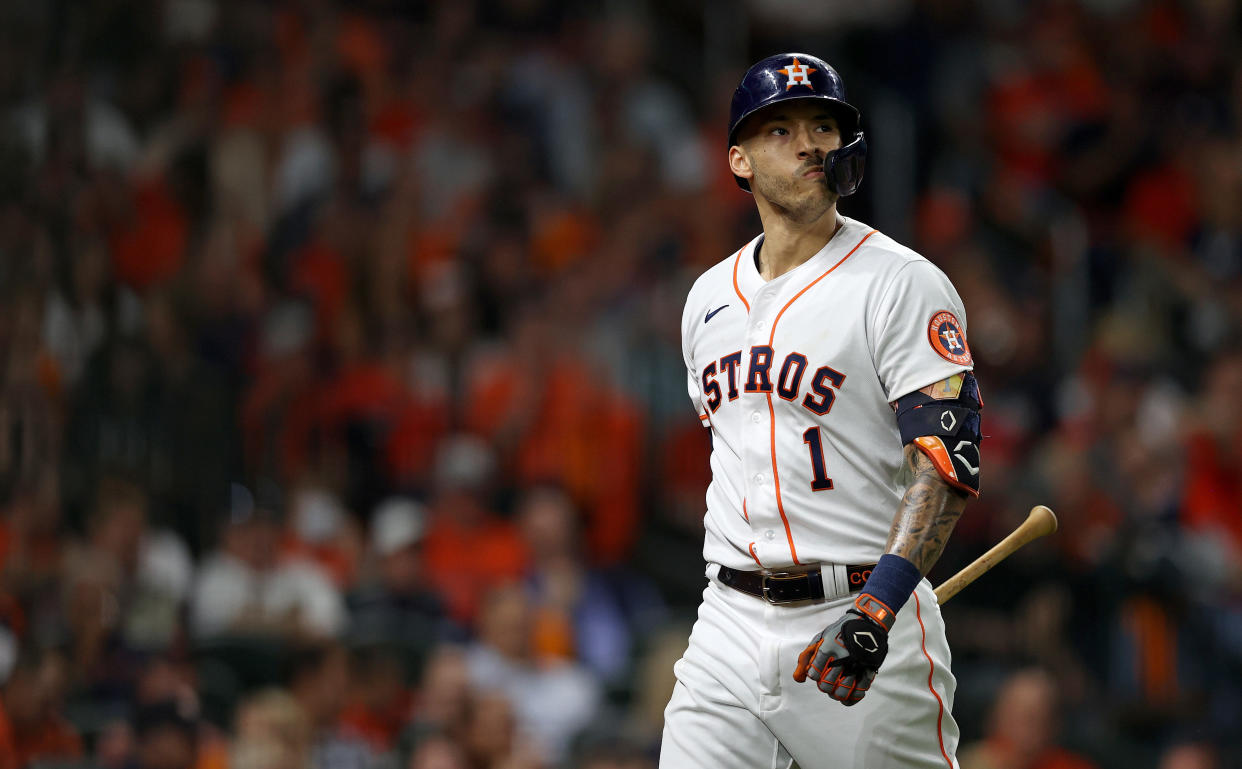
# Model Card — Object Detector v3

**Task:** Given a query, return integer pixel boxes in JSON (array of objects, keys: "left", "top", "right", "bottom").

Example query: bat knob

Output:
[{"left": 1031, "top": 505, "right": 1058, "bottom": 535}]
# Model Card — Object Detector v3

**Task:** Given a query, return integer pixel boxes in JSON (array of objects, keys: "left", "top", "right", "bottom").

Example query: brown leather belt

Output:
[{"left": 718, "top": 563, "right": 876, "bottom": 604}]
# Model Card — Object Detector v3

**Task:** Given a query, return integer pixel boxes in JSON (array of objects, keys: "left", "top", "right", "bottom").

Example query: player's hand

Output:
[{"left": 792, "top": 609, "right": 889, "bottom": 706}]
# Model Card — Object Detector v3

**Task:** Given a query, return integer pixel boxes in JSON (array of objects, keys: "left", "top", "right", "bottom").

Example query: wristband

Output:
[{"left": 857, "top": 553, "right": 923, "bottom": 621}]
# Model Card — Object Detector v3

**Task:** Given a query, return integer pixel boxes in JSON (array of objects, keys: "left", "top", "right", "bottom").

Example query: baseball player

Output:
[{"left": 662, "top": 53, "right": 982, "bottom": 769}]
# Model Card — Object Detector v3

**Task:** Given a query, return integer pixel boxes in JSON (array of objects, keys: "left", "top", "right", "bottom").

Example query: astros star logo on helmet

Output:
[{"left": 777, "top": 57, "right": 817, "bottom": 90}]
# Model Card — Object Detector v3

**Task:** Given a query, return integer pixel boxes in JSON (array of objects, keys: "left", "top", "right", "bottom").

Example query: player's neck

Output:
[{"left": 754, "top": 204, "right": 842, "bottom": 281}]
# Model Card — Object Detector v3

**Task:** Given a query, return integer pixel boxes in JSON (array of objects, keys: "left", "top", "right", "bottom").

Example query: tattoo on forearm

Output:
[{"left": 885, "top": 445, "right": 969, "bottom": 574}]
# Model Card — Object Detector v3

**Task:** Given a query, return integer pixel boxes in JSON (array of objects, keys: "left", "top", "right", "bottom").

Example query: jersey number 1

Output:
[{"left": 802, "top": 427, "right": 834, "bottom": 491}]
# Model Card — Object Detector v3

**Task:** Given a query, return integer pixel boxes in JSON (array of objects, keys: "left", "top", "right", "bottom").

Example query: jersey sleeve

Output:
[
  {"left": 681, "top": 289, "right": 710, "bottom": 425},
  {"left": 686, "top": 368, "right": 709, "bottom": 424},
  {"left": 869, "top": 260, "right": 973, "bottom": 402}
]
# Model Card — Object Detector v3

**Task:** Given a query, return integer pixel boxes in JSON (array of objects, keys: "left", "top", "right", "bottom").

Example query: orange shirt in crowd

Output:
[
  {"left": 421, "top": 514, "right": 528, "bottom": 624},
  {"left": 465, "top": 355, "right": 644, "bottom": 564}
]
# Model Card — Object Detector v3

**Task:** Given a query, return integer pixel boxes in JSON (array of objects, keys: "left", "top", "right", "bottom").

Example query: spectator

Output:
[
  {"left": 1180, "top": 351, "right": 1242, "bottom": 559},
  {"left": 466, "top": 584, "right": 601, "bottom": 764},
  {"left": 69, "top": 477, "right": 193, "bottom": 656},
  {"left": 141, "top": 290, "right": 239, "bottom": 554},
  {"left": 407, "top": 733, "right": 469, "bottom": 769},
  {"left": 230, "top": 688, "right": 312, "bottom": 769},
  {"left": 461, "top": 693, "right": 541, "bottom": 769},
  {"left": 94, "top": 720, "right": 135, "bottom": 769},
  {"left": 462, "top": 303, "right": 644, "bottom": 565},
  {"left": 347, "top": 496, "right": 450, "bottom": 648},
  {"left": 0, "top": 646, "right": 82, "bottom": 767},
  {"left": 0, "top": 469, "right": 66, "bottom": 644},
  {"left": 9, "top": 69, "right": 139, "bottom": 172},
  {"left": 60, "top": 335, "right": 161, "bottom": 524},
  {"left": 190, "top": 483, "right": 345, "bottom": 641},
  {"left": 130, "top": 698, "right": 200, "bottom": 769},
  {"left": 959, "top": 668, "right": 1099, "bottom": 769},
  {"left": 286, "top": 641, "right": 374, "bottom": 769},
  {"left": 282, "top": 484, "right": 361, "bottom": 589},
  {"left": 517, "top": 485, "right": 663, "bottom": 683},
  {"left": 407, "top": 645, "right": 470, "bottom": 747},
  {"left": 588, "top": 13, "right": 707, "bottom": 194},
  {"left": 1158, "top": 741, "right": 1220, "bottom": 769},
  {"left": 421, "top": 436, "right": 527, "bottom": 624},
  {"left": 41, "top": 234, "right": 141, "bottom": 390},
  {"left": 240, "top": 302, "right": 319, "bottom": 486},
  {"left": 339, "top": 644, "right": 411, "bottom": 754}
]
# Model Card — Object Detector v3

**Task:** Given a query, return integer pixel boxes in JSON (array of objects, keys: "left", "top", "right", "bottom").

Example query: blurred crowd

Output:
[{"left": 0, "top": 0, "right": 1240, "bottom": 767}]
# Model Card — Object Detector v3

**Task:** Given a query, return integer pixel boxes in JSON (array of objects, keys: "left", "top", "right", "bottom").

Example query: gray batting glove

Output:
[{"left": 792, "top": 608, "right": 889, "bottom": 706}]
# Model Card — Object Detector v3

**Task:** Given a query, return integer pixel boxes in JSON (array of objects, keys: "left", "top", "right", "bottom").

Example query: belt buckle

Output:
[{"left": 760, "top": 572, "right": 806, "bottom": 604}]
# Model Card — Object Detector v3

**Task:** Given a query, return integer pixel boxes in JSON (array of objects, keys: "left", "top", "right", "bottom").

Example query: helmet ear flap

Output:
[{"left": 825, "top": 133, "right": 866, "bottom": 197}]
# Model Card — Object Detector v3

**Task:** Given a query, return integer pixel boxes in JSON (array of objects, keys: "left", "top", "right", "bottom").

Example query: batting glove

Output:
[{"left": 793, "top": 594, "right": 895, "bottom": 706}]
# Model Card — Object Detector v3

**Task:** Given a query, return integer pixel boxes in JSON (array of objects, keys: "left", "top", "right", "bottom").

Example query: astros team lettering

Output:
[{"left": 702, "top": 347, "right": 846, "bottom": 415}]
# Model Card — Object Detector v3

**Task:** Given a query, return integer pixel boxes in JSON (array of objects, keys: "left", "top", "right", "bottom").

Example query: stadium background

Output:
[{"left": 0, "top": 0, "right": 1240, "bottom": 767}]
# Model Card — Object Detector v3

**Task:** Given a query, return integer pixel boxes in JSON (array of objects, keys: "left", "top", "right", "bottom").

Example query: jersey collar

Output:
[{"left": 738, "top": 215, "right": 856, "bottom": 295}]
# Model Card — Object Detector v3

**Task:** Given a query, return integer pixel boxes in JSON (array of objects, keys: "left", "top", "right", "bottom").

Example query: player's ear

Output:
[{"left": 728, "top": 145, "right": 754, "bottom": 185}]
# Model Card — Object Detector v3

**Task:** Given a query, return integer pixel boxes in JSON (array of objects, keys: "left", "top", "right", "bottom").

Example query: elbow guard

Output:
[{"left": 893, "top": 373, "right": 983, "bottom": 497}]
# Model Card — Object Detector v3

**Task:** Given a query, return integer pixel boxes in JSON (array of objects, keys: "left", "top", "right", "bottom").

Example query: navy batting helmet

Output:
[{"left": 728, "top": 53, "right": 866, "bottom": 196}]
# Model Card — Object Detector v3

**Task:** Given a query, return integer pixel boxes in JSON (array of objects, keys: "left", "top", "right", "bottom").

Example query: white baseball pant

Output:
[{"left": 660, "top": 565, "right": 959, "bottom": 769}]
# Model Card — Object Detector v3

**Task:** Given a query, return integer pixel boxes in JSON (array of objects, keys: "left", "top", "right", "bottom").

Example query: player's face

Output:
[{"left": 732, "top": 103, "right": 843, "bottom": 222}]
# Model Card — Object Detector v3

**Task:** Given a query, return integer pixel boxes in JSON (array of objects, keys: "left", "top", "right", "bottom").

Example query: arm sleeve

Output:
[{"left": 869, "top": 260, "right": 973, "bottom": 402}]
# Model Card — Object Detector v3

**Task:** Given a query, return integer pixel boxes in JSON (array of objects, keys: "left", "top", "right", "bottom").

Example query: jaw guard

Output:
[{"left": 824, "top": 133, "right": 867, "bottom": 197}]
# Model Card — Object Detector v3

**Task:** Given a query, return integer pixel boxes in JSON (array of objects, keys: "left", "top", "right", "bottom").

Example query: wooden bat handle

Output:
[{"left": 933, "top": 505, "right": 1058, "bottom": 605}]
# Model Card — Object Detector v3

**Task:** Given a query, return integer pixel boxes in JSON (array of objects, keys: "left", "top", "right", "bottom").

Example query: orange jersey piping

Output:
[
  {"left": 915, "top": 592, "right": 953, "bottom": 769},
  {"left": 731, "top": 246, "right": 751, "bottom": 312}
]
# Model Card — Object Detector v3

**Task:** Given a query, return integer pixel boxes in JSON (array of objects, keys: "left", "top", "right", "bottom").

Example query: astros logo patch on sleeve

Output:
[{"left": 927, "top": 310, "right": 972, "bottom": 365}]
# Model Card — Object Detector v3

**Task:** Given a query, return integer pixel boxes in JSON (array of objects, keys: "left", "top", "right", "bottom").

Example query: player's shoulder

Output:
[
  {"left": 844, "top": 218, "right": 937, "bottom": 274},
  {"left": 843, "top": 218, "right": 962, "bottom": 299}
]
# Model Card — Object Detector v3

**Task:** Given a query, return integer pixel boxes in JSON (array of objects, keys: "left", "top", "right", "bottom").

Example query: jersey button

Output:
[
  {"left": 750, "top": 411, "right": 761, "bottom": 423},
  {"left": 754, "top": 473, "right": 765, "bottom": 484},
  {"left": 756, "top": 321, "right": 766, "bottom": 331},
  {"left": 764, "top": 529, "right": 775, "bottom": 540}
]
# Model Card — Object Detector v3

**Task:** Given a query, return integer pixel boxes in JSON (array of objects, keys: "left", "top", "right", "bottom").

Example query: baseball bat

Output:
[{"left": 933, "top": 505, "right": 1058, "bottom": 605}]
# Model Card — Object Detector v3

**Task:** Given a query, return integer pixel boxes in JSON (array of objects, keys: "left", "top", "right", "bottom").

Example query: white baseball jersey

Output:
[{"left": 682, "top": 215, "right": 973, "bottom": 571}]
